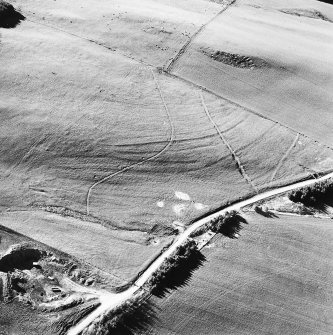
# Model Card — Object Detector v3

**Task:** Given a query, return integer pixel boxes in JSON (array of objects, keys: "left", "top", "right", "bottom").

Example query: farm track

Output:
[
  {"left": 67, "top": 172, "right": 333, "bottom": 335},
  {"left": 199, "top": 91, "right": 258, "bottom": 192},
  {"left": 270, "top": 133, "right": 300, "bottom": 182},
  {"left": 163, "top": 0, "right": 235, "bottom": 72},
  {"left": 85, "top": 69, "right": 175, "bottom": 215},
  {"left": 23, "top": 17, "right": 333, "bottom": 153}
]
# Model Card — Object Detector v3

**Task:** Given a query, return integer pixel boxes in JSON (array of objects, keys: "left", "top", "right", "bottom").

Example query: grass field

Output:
[
  {"left": 0, "top": 210, "right": 174, "bottom": 283},
  {"left": 1, "top": 0, "right": 333, "bottom": 285},
  {"left": 1, "top": 0, "right": 333, "bottom": 332},
  {"left": 150, "top": 213, "right": 333, "bottom": 335},
  {"left": 172, "top": 0, "right": 333, "bottom": 146},
  {"left": 0, "top": 300, "right": 53, "bottom": 335}
]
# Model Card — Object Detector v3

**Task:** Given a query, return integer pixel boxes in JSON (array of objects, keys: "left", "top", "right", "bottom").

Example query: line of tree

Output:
[
  {"left": 191, "top": 210, "right": 241, "bottom": 238},
  {"left": 288, "top": 179, "right": 333, "bottom": 206},
  {"left": 145, "top": 239, "right": 198, "bottom": 291}
]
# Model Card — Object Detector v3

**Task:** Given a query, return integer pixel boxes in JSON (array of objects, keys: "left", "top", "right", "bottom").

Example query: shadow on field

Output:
[
  {"left": 107, "top": 298, "right": 159, "bottom": 335},
  {"left": 0, "top": 4, "right": 25, "bottom": 29},
  {"left": 254, "top": 206, "right": 278, "bottom": 218},
  {"left": 310, "top": 201, "right": 332, "bottom": 215},
  {"left": 151, "top": 249, "right": 206, "bottom": 298}
]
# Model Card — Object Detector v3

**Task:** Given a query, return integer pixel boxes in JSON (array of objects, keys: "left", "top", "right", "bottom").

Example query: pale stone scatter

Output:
[
  {"left": 156, "top": 201, "right": 165, "bottom": 208},
  {"left": 175, "top": 191, "right": 191, "bottom": 201}
]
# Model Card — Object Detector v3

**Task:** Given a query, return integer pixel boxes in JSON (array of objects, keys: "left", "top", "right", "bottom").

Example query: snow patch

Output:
[
  {"left": 194, "top": 203, "right": 208, "bottom": 210},
  {"left": 156, "top": 201, "right": 165, "bottom": 208},
  {"left": 173, "top": 203, "right": 188, "bottom": 216},
  {"left": 175, "top": 191, "right": 191, "bottom": 201}
]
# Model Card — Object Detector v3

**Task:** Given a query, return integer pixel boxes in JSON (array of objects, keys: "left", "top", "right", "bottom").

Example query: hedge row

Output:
[
  {"left": 288, "top": 179, "right": 333, "bottom": 206},
  {"left": 191, "top": 210, "right": 239, "bottom": 237},
  {"left": 145, "top": 239, "right": 197, "bottom": 291}
]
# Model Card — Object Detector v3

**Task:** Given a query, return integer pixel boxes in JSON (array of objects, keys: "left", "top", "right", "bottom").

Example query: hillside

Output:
[{"left": 0, "top": 0, "right": 332, "bottom": 333}]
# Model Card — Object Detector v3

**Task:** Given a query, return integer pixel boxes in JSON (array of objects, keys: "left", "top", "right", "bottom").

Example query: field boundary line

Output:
[
  {"left": 199, "top": 91, "right": 258, "bottom": 193},
  {"left": 24, "top": 15, "right": 333, "bottom": 152},
  {"left": 270, "top": 133, "right": 300, "bottom": 183},
  {"left": 86, "top": 69, "right": 175, "bottom": 215},
  {"left": 25, "top": 17, "right": 152, "bottom": 68},
  {"left": 166, "top": 72, "right": 333, "bottom": 151},
  {"left": 164, "top": 0, "right": 235, "bottom": 73}
]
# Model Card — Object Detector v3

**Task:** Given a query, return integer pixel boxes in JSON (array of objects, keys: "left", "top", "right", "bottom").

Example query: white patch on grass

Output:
[
  {"left": 175, "top": 191, "right": 191, "bottom": 201},
  {"left": 156, "top": 201, "right": 165, "bottom": 208},
  {"left": 151, "top": 239, "right": 160, "bottom": 246},
  {"left": 173, "top": 203, "right": 187, "bottom": 216},
  {"left": 194, "top": 203, "right": 208, "bottom": 210}
]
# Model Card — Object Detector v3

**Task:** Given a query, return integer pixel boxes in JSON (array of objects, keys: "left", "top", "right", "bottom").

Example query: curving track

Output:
[
  {"left": 68, "top": 172, "right": 333, "bottom": 335},
  {"left": 85, "top": 69, "right": 175, "bottom": 215}
]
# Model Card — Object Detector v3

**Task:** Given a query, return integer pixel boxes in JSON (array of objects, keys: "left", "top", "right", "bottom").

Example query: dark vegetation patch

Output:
[
  {"left": 288, "top": 179, "right": 333, "bottom": 211},
  {"left": 280, "top": 8, "right": 333, "bottom": 22},
  {"left": 145, "top": 240, "right": 205, "bottom": 298},
  {"left": 191, "top": 210, "right": 247, "bottom": 238},
  {"left": 202, "top": 48, "right": 269, "bottom": 69},
  {"left": 0, "top": 243, "right": 44, "bottom": 272},
  {"left": 52, "top": 300, "right": 101, "bottom": 335},
  {"left": 254, "top": 205, "right": 278, "bottom": 218},
  {"left": 102, "top": 296, "right": 159, "bottom": 335},
  {"left": 0, "top": 1, "right": 25, "bottom": 28}
]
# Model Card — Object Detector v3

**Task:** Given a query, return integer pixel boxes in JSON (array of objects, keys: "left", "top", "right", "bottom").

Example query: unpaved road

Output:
[
  {"left": 68, "top": 171, "right": 333, "bottom": 335},
  {"left": 85, "top": 69, "right": 175, "bottom": 215}
]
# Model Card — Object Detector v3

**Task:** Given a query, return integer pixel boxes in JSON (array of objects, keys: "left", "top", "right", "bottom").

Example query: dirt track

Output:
[
  {"left": 85, "top": 69, "right": 175, "bottom": 215},
  {"left": 67, "top": 172, "right": 333, "bottom": 335}
]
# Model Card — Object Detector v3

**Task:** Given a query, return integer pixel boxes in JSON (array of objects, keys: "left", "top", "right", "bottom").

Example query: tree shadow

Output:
[
  {"left": 307, "top": 201, "right": 331, "bottom": 214},
  {"left": 107, "top": 298, "right": 159, "bottom": 335},
  {"left": 254, "top": 206, "right": 278, "bottom": 218},
  {"left": 216, "top": 214, "right": 248, "bottom": 239},
  {"left": 151, "top": 249, "right": 206, "bottom": 298},
  {"left": 0, "top": 6, "right": 25, "bottom": 28}
]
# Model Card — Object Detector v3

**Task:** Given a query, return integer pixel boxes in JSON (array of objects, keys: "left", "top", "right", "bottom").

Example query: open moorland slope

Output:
[
  {"left": 0, "top": 0, "right": 332, "bottom": 327},
  {"left": 171, "top": 0, "right": 333, "bottom": 145}
]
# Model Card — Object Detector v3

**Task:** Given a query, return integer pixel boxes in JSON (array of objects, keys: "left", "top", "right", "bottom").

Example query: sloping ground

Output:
[
  {"left": 172, "top": 0, "right": 333, "bottom": 146},
  {"left": 1, "top": 0, "right": 333, "bottom": 288},
  {"left": 150, "top": 213, "right": 333, "bottom": 335},
  {"left": 0, "top": 211, "right": 174, "bottom": 283},
  {"left": 1, "top": 20, "right": 332, "bottom": 228},
  {"left": 0, "top": 301, "right": 53, "bottom": 335},
  {"left": 14, "top": 0, "right": 224, "bottom": 67}
]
